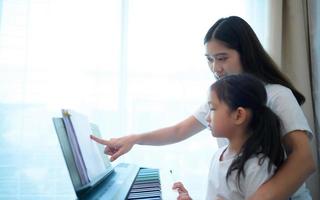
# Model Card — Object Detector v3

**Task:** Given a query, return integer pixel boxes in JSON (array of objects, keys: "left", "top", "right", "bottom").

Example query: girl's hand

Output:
[
  {"left": 172, "top": 182, "right": 192, "bottom": 200},
  {"left": 177, "top": 193, "right": 192, "bottom": 200}
]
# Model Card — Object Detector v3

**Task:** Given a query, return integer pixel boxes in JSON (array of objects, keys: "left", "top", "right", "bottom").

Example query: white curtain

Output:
[{"left": 0, "top": 0, "right": 268, "bottom": 199}]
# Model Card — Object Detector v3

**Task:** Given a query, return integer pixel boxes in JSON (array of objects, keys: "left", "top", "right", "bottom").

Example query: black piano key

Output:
[
  {"left": 136, "top": 174, "right": 159, "bottom": 178},
  {"left": 134, "top": 180, "right": 160, "bottom": 185},
  {"left": 138, "top": 171, "right": 159, "bottom": 176},
  {"left": 127, "top": 191, "right": 161, "bottom": 199},
  {"left": 130, "top": 187, "right": 160, "bottom": 193},
  {"left": 138, "top": 169, "right": 157, "bottom": 172},
  {"left": 137, "top": 171, "right": 158, "bottom": 175},
  {"left": 134, "top": 179, "right": 159, "bottom": 183},
  {"left": 128, "top": 197, "right": 161, "bottom": 200},
  {"left": 131, "top": 183, "right": 161, "bottom": 189},
  {"left": 135, "top": 175, "right": 159, "bottom": 180}
]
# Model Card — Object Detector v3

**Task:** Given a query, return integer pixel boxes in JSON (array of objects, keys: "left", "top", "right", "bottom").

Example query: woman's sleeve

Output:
[
  {"left": 193, "top": 102, "right": 210, "bottom": 127},
  {"left": 267, "top": 86, "right": 313, "bottom": 139}
]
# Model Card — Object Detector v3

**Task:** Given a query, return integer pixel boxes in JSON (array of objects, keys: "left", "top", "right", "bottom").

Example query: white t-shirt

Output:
[
  {"left": 194, "top": 84, "right": 313, "bottom": 198},
  {"left": 205, "top": 147, "right": 276, "bottom": 200}
]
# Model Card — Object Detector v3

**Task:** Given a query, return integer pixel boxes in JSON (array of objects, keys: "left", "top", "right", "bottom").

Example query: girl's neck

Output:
[{"left": 225, "top": 130, "right": 248, "bottom": 158}]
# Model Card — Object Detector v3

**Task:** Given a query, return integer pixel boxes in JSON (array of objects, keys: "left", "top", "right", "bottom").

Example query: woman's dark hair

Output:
[
  {"left": 205, "top": 16, "right": 305, "bottom": 105},
  {"left": 211, "top": 74, "right": 285, "bottom": 188}
]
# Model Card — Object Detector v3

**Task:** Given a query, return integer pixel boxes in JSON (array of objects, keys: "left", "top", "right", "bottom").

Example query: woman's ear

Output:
[{"left": 232, "top": 107, "right": 249, "bottom": 125}]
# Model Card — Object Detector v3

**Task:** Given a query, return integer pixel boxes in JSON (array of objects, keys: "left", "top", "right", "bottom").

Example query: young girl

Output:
[{"left": 173, "top": 74, "right": 285, "bottom": 200}]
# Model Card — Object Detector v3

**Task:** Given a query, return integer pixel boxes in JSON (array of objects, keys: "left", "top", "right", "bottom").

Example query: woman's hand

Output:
[
  {"left": 90, "top": 134, "right": 137, "bottom": 161},
  {"left": 172, "top": 182, "right": 192, "bottom": 200}
]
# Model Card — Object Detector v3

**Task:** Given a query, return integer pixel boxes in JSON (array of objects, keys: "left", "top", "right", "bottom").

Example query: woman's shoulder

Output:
[
  {"left": 265, "top": 83, "right": 292, "bottom": 96},
  {"left": 265, "top": 84, "right": 312, "bottom": 138},
  {"left": 265, "top": 84, "right": 296, "bottom": 104}
]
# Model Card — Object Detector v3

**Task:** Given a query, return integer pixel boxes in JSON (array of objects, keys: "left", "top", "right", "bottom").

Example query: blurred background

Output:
[{"left": 1, "top": 0, "right": 319, "bottom": 199}]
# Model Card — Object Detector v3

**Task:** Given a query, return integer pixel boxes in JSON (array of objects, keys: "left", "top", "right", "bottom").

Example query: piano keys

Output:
[
  {"left": 73, "top": 163, "right": 177, "bottom": 200},
  {"left": 126, "top": 168, "right": 161, "bottom": 199}
]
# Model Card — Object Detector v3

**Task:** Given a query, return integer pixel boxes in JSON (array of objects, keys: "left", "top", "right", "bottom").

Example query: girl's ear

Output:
[{"left": 232, "top": 107, "right": 249, "bottom": 125}]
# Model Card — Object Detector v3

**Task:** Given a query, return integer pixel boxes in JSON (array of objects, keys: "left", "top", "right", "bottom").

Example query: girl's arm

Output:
[{"left": 247, "top": 130, "right": 316, "bottom": 200}]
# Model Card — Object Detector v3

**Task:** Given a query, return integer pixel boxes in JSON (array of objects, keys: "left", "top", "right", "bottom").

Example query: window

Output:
[{"left": 0, "top": 0, "right": 267, "bottom": 198}]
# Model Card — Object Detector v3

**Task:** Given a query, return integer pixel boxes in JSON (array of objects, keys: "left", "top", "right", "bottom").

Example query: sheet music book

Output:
[{"left": 62, "top": 109, "right": 107, "bottom": 185}]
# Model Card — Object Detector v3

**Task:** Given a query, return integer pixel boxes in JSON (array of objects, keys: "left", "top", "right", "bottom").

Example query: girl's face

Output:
[
  {"left": 206, "top": 90, "right": 236, "bottom": 138},
  {"left": 205, "top": 39, "right": 243, "bottom": 79}
]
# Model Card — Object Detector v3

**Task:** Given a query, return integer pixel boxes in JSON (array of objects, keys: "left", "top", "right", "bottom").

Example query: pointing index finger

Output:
[{"left": 90, "top": 135, "right": 111, "bottom": 146}]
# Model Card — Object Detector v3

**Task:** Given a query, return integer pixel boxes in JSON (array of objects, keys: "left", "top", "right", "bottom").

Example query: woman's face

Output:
[{"left": 205, "top": 39, "right": 243, "bottom": 79}]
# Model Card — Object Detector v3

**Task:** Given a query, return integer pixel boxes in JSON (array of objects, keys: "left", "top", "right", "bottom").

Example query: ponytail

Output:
[
  {"left": 226, "top": 105, "right": 285, "bottom": 188},
  {"left": 246, "top": 106, "right": 284, "bottom": 169}
]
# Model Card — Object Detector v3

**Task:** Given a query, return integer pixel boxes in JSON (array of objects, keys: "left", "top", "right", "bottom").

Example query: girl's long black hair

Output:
[
  {"left": 205, "top": 16, "right": 305, "bottom": 105},
  {"left": 211, "top": 74, "right": 285, "bottom": 187}
]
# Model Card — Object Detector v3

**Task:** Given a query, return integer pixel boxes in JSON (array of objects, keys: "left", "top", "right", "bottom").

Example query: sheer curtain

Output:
[{"left": 0, "top": 0, "right": 267, "bottom": 199}]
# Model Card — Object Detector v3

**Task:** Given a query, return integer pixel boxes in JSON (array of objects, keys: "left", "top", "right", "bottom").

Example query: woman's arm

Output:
[
  {"left": 91, "top": 116, "right": 205, "bottom": 161},
  {"left": 135, "top": 116, "right": 205, "bottom": 145},
  {"left": 248, "top": 130, "right": 316, "bottom": 200}
]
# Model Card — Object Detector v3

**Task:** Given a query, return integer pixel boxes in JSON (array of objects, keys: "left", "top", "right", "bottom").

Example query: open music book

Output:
[{"left": 61, "top": 109, "right": 112, "bottom": 189}]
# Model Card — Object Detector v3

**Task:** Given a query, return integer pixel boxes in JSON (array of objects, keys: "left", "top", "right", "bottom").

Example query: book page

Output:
[{"left": 66, "top": 110, "right": 107, "bottom": 182}]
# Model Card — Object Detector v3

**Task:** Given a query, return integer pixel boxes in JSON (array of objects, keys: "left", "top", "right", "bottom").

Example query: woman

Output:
[{"left": 91, "top": 16, "right": 315, "bottom": 200}]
